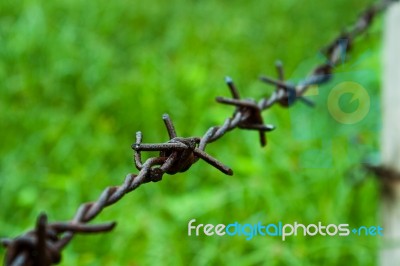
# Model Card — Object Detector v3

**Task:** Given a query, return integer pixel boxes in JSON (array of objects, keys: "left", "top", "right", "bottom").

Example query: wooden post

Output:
[{"left": 380, "top": 2, "right": 400, "bottom": 265}]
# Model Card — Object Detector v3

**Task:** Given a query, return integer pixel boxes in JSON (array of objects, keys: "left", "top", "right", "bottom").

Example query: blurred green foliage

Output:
[{"left": 0, "top": 0, "right": 384, "bottom": 265}]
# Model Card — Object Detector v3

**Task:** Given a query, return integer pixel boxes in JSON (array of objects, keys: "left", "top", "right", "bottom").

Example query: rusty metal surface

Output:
[{"left": 1, "top": 1, "right": 396, "bottom": 265}]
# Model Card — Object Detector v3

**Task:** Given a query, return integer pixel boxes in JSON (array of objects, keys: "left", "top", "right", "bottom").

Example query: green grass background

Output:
[{"left": 0, "top": 0, "right": 384, "bottom": 265}]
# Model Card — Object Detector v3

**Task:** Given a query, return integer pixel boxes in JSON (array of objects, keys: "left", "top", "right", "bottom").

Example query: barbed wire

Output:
[{"left": 1, "top": 0, "right": 397, "bottom": 265}]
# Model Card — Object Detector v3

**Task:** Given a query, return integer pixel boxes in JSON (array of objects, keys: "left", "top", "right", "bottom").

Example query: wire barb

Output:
[
  {"left": 1, "top": 212, "right": 115, "bottom": 266},
  {"left": 132, "top": 115, "right": 233, "bottom": 176},
  {"left": 216, "top": 77, "right": 275, "bottom": 147},
  {"left": 1, "top": 1, "right": 394, "bottom": 265}
]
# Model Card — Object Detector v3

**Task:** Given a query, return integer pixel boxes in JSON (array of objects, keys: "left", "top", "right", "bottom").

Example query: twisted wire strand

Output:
[{"left": 1, "top": 1, "right": 397, "bottom": 265}]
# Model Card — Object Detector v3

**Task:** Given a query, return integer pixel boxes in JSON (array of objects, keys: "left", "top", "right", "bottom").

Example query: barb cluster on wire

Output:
[{"left": 1, "top": 1, "right": 397, "bottom": 265}]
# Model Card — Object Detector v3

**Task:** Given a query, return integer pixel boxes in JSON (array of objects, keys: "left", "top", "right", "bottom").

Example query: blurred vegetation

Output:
[{"left": 0, "top": 0, "right": 384, "bottom": 265}]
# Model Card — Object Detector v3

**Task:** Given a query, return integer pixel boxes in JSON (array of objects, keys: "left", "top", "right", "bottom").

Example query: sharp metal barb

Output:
[
  {"left": 275, "top": 60, "right": 285, "bottom": 82},
  {"left": 134, "top": 131, "right": 144, "bottom": 170},
  {"left": 36, "top": 213, "right": 49, "bottom": 266},
  {"left": 225, "top": 76, "right": 241, "bottom": 99},
  {"left": 2, "top": 1, "right": 393, "bottom": 264},
  {"left": 299, "top": 96, "right": 315, "bottom": 107},
  {"left": 259, "top": 76, "right": 295, "bottom": 91},
  {"left": 162, "top": 113, "right": 177, "bottom": 139}
]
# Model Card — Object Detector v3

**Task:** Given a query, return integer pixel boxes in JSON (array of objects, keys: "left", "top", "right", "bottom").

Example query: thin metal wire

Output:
[{"left": 1, "top": 1, "right": 397, "bottom": 265}]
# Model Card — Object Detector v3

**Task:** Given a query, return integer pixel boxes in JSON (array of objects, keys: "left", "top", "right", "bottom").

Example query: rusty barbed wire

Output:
[
  {"left": 365, "top": 164, "right": 400, "bottom": 199},
  {"left": 1, "top": 0, "right": 397, "bottom": 265}
]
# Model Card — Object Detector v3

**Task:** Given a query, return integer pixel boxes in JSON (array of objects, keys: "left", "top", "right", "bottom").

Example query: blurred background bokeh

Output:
[{"left": 0, "top": 0, "right": 384, "bottom": 265}]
